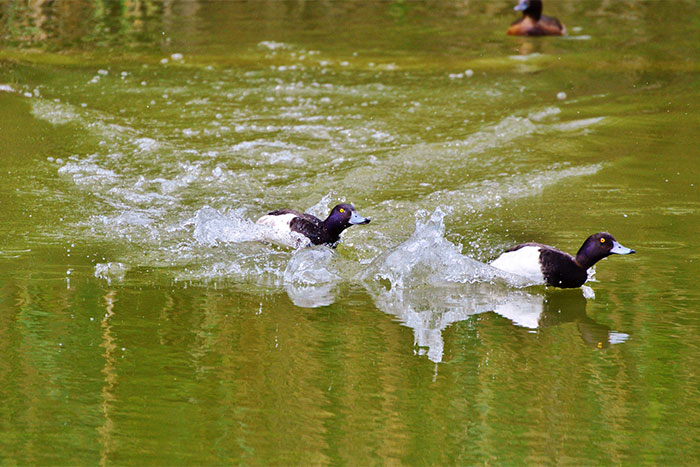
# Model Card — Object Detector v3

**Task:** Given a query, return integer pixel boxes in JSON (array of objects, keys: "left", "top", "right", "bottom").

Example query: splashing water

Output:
[
  {"left": 361, "top": 207, "right": 536, "bottom": 290},
  {"left": 284, "top": 247, "right": 339, "bottom": 284},
  {"left": 25, "top": 65, "right": 610, "bottom": 313},
  {"left": 192, "top": 206, "right": 262, "bottom": 246}
]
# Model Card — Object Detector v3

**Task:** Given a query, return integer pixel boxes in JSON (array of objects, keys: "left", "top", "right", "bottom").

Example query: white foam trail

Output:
[
  {"left": 336, "top": 110, "right": 604, "bottom": 201},
  {"left": 31, "top": 100, "right": 81, "bottom": 125},
  {"left": 362, "top": 208, "right": 535, "bottom": 290},
  {"left": 192, "top": 206, "right": 262, "bottom": 246},
  {"left": 427, "top": 163, "right": 602, "bottom": 213},
  {"left": 551, "top": 117, "right": 605, "bottom": 132},
  {"left": 33, "top": 83, "right": 609, "bottom": 300},
  {"left": 58, "top": 158, "right": 120, "bottom": 186},
  {"left": 528, "top": 106, "right": 561, "bottom": 122}
]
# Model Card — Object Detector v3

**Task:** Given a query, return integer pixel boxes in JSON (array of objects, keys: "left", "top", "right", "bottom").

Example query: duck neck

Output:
[
  {"left": 322, "top": 218, "right": 346, "bottom": 242},
  {"left": 525, "top": 0, "right": 543, "bottom": 20},
  {"left": 574, "top": 249, "right": 603, "bottom": 271}
]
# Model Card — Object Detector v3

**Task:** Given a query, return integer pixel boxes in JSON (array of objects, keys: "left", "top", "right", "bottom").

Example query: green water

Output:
[{"left": 1, "top": 0, "right": 700, "bottom": 464}]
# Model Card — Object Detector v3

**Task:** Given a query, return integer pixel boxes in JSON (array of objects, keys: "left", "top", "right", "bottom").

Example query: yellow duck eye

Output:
[
  {"left": 339, "top": 208, "right": 345, "bottom": 213},
  {"left": 600, "top": 238, "right": 606, "bottom": 243}
]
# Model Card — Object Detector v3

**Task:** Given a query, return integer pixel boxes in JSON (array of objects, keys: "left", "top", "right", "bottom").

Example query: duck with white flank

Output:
[
  {"left": 490, "top": 232, "right": 634, "bottom": 288},
  {"left": 256, "top": 203, "right": 370, "bottom": 248}
]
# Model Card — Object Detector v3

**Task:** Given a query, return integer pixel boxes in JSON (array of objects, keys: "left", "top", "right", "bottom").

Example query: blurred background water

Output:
[{"left": 1, "top": 0, "right": 700, "bottom": 464}]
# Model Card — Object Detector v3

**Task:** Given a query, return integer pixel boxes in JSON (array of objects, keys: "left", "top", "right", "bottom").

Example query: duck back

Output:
[{"left": 507, "top": 15, "right": 565, "bottom": 36}]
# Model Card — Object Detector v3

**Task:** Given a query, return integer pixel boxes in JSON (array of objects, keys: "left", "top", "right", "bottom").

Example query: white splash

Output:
[
  {"left": 284, "top": 247, "right": 339, "bottom": 285},
  {"left": 362, "top": 208, "right": 535, "bottom": 290},
  {"left": 192, "top": 206, "right": 262, "bottom": 246}
]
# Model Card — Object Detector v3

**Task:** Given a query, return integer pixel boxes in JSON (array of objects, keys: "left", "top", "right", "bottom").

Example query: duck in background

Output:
[
  {"left": 507, "top": 0, "right": 566, "bottom": 36},
  {"left": 490, "top": 232, "right": 634, "bottom": 288},
  {"left": 256, "top": 203, "right": 370, "bottom": 248}
]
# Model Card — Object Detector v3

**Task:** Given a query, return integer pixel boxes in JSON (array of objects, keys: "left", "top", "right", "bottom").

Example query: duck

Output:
[
  {"left": 507, "top": 0, "right": 566, "bottom": 36},
  {"left": 256, "top": 203, "right": 370, "bottom": 248},
  {"left": 490, "top": 232, "right": 634, "bottom": 288}
]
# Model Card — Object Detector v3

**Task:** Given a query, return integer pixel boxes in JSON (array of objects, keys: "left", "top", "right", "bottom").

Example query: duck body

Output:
[
  {"left": 507, "top": 0, "right": 566, "bottom": 36},
  {"left": 491, "top": 232, "right": 635, "bottom": 288},
  {"left": 256, "top": 203, "right": 370, "bottom": 248}
]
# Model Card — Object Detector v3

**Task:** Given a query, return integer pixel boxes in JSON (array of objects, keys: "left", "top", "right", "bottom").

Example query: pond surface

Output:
[{"left": 1, "top": 0, "right": 700, "bottom": 464}]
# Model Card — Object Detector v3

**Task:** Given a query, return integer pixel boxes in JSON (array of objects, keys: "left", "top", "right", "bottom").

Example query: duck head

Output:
[
  {"left": 514, "top": 0, "right": 543, "bottom": 20},
  {"left": 575, "top": 232, "right": 635, "bottom": 270},
  {"left": 323, "top": 203, "right": 370, "bottom": 234}
]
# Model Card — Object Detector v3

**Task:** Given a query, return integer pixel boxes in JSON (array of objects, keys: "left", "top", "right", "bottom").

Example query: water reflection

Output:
[
  {"left": 537, "top": 291, "right": 629, "bottom": 349},
  {"left": 0, "top": 0, "right": 652, "bottom": 50},
  {"left": 98, "top": 290, "right": 117, "bottom": 467},
  {"left": 369, "top": 283, "right": 628, "bottom": 362},
  {"left": 0, "top": 0, "right": 165, "bottom": 46}
]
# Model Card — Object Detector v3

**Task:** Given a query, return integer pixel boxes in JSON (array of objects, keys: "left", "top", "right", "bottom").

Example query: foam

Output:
[
  {"left": 31, "top": 100, "right": 81, "bottom": 125},
  {"left": 30, "top": 69, "right": 615, "bottom": 324},
  {"left": 58, "top": 158, "right": 120, "bottom": 186},
  {"left": 192, "top": 206, "right": 262, "bottom": 246},
  {"left": 426, "top": 163, "right": 602, "bottom": 213},
  {"left": 284, "top": 247, "right": 340, "bottom": 285},
  {"left": 362, "top": 208, "right": 535, "bottom": 291}
]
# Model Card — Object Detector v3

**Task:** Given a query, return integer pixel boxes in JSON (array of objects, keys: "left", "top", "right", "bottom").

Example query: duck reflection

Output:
[
  {"left": 369, "top": 283, "right": 628, "bottom": 363},
  {"left": 536, "top": 291, "right": 629, "bottom": 349}
]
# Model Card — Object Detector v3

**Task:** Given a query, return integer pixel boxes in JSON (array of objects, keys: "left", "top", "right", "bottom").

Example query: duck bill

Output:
[
  {"left": 349, "top": 211, "right": 370, "bottom": 225},
  {"left": 611, "top": 240, "right": 635, "bottom": 255}
]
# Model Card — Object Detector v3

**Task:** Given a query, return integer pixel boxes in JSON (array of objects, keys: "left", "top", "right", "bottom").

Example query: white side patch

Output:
[
  {"left": 256, "top": 213, "right": 296, "bottom": 231},
  {"left": 256, "top": 213, "right": 310, "bottom": 248},
  {"left": 490, "top": 246, "right": 545, "bottom": 283}
]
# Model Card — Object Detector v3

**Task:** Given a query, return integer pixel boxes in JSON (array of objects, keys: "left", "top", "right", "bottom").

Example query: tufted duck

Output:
[
  {"left": 256, "top": 203, "right": 370, "bottom": 247},
  {"left": 490, "top": 232, "right": 634, "bottom": 288},
  {"left": 507, "top": 0, "right": 566, "bottom": 36}
]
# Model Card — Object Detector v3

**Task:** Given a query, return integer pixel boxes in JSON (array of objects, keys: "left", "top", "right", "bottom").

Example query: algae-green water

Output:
[{"left": 1, "top": 1, "right": 700, "bottom": 464}]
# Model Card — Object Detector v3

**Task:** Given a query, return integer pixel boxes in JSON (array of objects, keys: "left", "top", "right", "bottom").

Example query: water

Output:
[{"left": 2, "top": 0, "right": 700, "bottom": 464}]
